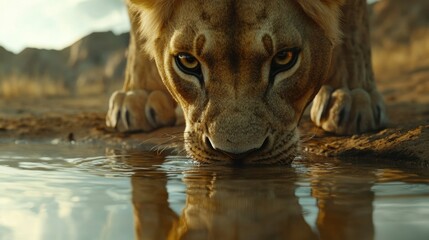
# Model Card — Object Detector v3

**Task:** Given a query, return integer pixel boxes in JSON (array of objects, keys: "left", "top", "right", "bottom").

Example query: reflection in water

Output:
[
  {"left": 133, "top": 168, "right": 315, "bottom": 239},
  {"left": 309, "top": 163, "right": 375, "bottom": 240},
  {"left": 1, "top": 144, "right": 429, "bottom": 240},
  {"left": 178, "top": 169, "right": 313, "bottom": 239},
  {"left": 113, "top": 151, "right": 383, "bottom": 240},
  {"left": 130, "top": 163, "right": 315, "bottom": 239},
  {"left": 0, "top": 144, "right": 135, "bottom": 240}
]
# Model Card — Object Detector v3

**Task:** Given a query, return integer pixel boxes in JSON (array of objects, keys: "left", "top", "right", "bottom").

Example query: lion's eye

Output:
[
  {"left": 175, "top": 53, "right": 203, "bottom": 80},
  {"left": 178, "top": 53, "right": 199, "bottom": 69},
  {"left": 270, "top": 48, "right": 301, "bottom": 78},
  {"left": 274, "top": 50, "right": 293, "bottom": 65}
]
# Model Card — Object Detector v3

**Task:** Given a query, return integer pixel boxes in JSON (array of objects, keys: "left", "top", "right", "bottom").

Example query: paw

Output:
[
  {"left": 106, "top": 90, "right": 177, "bottom": 132},
  {"left": 310, "top": 86, "right": 388, "bottom": 135}
]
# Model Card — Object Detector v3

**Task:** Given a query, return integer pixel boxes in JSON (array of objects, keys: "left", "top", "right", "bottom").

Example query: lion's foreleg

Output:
[
  {"left": 311, "top": 0, "right": 388, "bottom": 135},
  {"left": 106, "top": 4, "right": 179, "bottom": 132}
]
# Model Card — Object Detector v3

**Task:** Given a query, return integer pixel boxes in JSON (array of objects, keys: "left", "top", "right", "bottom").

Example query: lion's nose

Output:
[{"left": 204, "top": 136, "right": 269, "bottom": 160}]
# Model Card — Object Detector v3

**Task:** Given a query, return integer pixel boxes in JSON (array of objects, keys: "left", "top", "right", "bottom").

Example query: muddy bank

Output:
[
  {"left": 300, "top": 100, "right": 429, "bottom": 166},
  {"left": 0, "top": 97, "right": 184, "bottom": 150},
  {"left": 302, "top": 120, "right": 429, "bottom": 166}
]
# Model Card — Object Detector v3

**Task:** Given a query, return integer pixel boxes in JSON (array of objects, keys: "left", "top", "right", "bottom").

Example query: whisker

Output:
[{"left": 300, "top": 133, "right": 316, "bottom": 143}]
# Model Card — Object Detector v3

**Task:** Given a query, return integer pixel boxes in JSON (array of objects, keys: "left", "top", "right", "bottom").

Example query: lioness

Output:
[{"left": 107, "top": 0, "right": 388, "bottom": 164}]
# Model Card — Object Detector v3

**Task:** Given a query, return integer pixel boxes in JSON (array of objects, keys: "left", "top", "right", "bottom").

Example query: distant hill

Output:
[
  {"left": 0, "top": 31, "right": 129, "bottom": 96},
  {"left": 0, "top": 46, "right": 13, "bottom": 60}
]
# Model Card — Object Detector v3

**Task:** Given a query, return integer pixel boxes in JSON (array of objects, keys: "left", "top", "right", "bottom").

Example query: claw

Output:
[
  {"left": 356, "top": 113, "right": 362, "bottom": 134},
  {"left": 370, "top": 90, "right": 389, "bottom": 129},
  {"left": 106, "top": 91, "right": 126, "bottom": 129},
  {"left": 375, "top": 105, "right": 381, "bottom": 126},
  {"left": 148, "top": 107, "right": 156, "bottom": 127},
  {"left": 115, "top": 110, "right": 121, "bottom": 129},
  {"left": 338, "top": 108, "right": 346, "bottom": 127},
  {"left": 311, "top": 85, "right": 333, "bottom": 126},
  {"left": 124, "top": 109, "right": 131, "bottom": 130}
]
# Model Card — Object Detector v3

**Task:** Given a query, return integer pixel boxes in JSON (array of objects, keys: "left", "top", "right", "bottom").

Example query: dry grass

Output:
[
  {"left": 372, "top": 29, "right": 429, "bottom": 82},
  {"left": 0, "top": 74, "right": 69, "bottom": 99}
]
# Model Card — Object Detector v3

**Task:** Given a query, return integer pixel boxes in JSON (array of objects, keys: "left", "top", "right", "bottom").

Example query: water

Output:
[{"left": 1, "top": 143, "right": 429, "bottom": 240}]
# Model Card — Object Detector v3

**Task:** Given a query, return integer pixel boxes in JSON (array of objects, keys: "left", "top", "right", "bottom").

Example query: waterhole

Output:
[{"left": 0, "top": 143, "right": 428, "bottom": 240}]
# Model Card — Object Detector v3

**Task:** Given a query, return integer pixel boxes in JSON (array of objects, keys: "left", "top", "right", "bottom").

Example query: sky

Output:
[
  {"left": 0, "top": 0, "right": 129, "bottom": 53},
  {"left": 0, "top": 0, "right": 379, "bottom": 54}
]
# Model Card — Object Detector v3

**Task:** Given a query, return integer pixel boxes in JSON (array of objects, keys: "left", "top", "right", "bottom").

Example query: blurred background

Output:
[
  {"left": 0, "top": 0, "right": 428, "bottom": 103},
  {"left": 0, "top": 0, "right": 129, "bottom": 98}
]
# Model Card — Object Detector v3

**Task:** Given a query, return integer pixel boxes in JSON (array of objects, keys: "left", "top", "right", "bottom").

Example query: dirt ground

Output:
[
  {"left": 1, "top": 69, "right": 428, "bottom": 167},
  {"left": 0, "top": 96, "right": 185, "bottom": 151}
]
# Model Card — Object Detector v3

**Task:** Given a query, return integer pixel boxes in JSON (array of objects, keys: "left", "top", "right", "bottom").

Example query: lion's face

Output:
[{"left": 131, "top": 0, "right": 343, "bottom": 164}]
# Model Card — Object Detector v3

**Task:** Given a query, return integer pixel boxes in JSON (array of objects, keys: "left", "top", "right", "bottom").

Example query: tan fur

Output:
[
  {"left": 130, "top": 0, "right": 344, "bottom": 53},
  {"left": 107, "top": 0, "right": 388, "bottom": 164},
  {"left": 296, "top": 0, "right": 345, "bottom": 45},
  {"left": 128, "top": 0, "right": 182, "bottom": 54}
]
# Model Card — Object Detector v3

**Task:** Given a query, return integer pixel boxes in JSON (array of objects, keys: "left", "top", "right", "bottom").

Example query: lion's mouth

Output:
[
  {"left": 204, "top": 136, "right": 271, "bottom": 161},
  {"left": 186, "top": 129, "right": 298, "bottom": 165}
]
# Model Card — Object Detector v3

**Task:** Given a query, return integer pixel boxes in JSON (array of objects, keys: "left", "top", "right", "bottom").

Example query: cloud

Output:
[
  {"left": 0, "top": 0, "right": 129, "bottom": 53},
  {"left": 76, "top": 0, "right": 124, "bottom": 19}
]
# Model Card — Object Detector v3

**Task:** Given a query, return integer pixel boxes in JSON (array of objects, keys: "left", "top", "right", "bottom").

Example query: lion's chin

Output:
[{"left": 187, "top": 153, "right": 298, "bottom": 166}]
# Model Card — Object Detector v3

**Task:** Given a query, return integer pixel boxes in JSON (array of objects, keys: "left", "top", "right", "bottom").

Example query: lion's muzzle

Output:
[{"left": 204, "top": 110, "right": 270, "bottom": 160}]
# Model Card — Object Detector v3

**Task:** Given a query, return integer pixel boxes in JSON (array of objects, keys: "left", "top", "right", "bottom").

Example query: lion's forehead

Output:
[
  {"left": 172, "top": 0, "right": 274, "bottom": 35},
  {"left": 198, "top": 0, "right": 270, "bottom": 27},
  {"left": 171, "top": 0, "right": 302, "bottom": 54}
]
